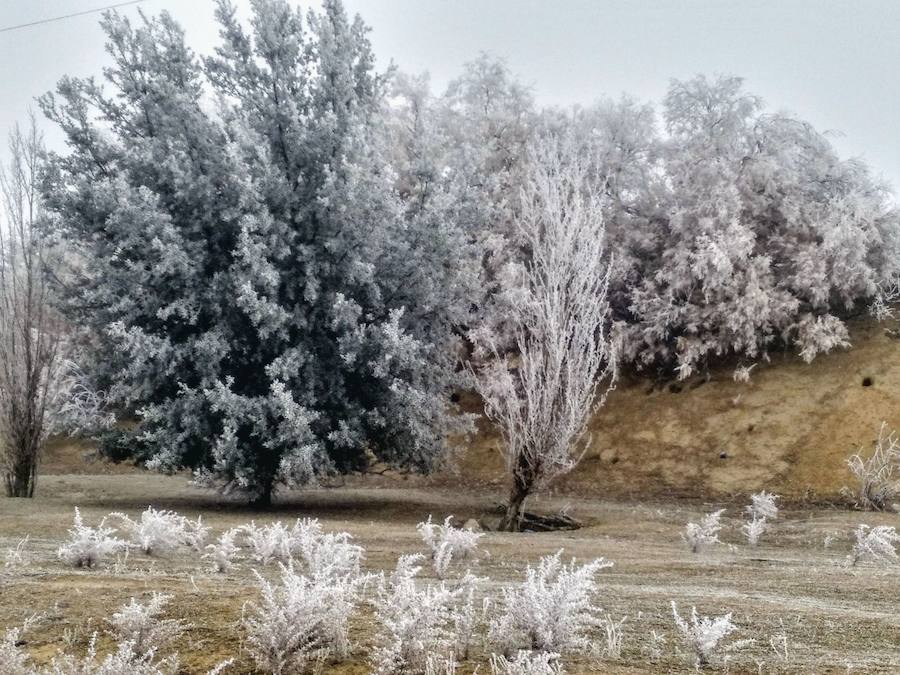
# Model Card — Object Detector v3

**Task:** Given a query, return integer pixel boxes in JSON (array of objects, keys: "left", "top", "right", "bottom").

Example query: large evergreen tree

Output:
[{"left": 41, "top": 0, "right": 475, "bottom": 504}]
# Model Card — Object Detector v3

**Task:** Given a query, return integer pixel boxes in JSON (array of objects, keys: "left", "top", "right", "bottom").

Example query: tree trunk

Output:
[
  {"left": 249, "top": 473, "right": 275, "bottom": 509},
  {"left": 499, "top": 479, "right": 530, "bottom": 532},
  {"left": 4, "top": 447, "right": 37, "bottom": 498}
]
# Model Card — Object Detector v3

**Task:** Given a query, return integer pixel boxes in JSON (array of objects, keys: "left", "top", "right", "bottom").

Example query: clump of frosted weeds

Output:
[
  {"left": 489, "top": 550, "right": 612, "bottom": 656},
  {"left": 240, "top": 521, "right": 297, "bottom": 565},
  {"left": 296, "top": 530, "right": 364, "bottom": 579},
  {"left": 57, "top": 508, "right": 126, "bottom": 568},
  {"left": 424, "top": 654, "right": 459, "bottom": 675},
  {"left": 848, "top": 524, "right": 900, "bottom": 566},
  {"left": 4, "top": 536, "right": 30, "bottom": 570},
  {"left": 243, "top": 560, "right": 363, "bottom": 674},
  {"left": 599, "top": 615, "right": 627, "bottom": 659},
  {"left": 746, "top": 491, "right": 779, "bottom": 521},
  {"left": 107, "top": 593, "right": 187, "bottom": 657},
  {"left": 371, "top": 554, "right": 480, "bottom": 674},
  {"left": 742, "top": 517, "right": 769, "bottom": 546},
  {"left": 671, "top": 602, "right": 744, "bottom": 668},
  {"left": 683, "top": 509, "right": 724, "bottom": 553},
  {"left": 111, "top": 507, "right": 208, "bottom": 556},
  {"left": 203, "top": 528, "right": 241, "bottom": 574},
  {"left": 0, "top": 618, "right": 38, "bottom": 675},
  {"left": 489, "top": 651, "right": 565, "bottom": 675},
  {"left": 417, "top": 515, "right": 484, "bottom": 578},
  {"left": 44, "top": 633, "right": 179, "bottom": 675},
  {"left": 845, "top": 422, "right": 900, "bottom": 510}
]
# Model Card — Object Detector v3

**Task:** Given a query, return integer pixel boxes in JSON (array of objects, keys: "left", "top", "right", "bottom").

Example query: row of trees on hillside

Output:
[{"left": 1, "top": 0, "right": 898, "bottom": 528}]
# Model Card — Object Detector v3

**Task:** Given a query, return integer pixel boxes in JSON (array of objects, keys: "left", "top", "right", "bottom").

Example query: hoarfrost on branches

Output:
[
  {"left": 683, "top": 509, "right": 725, "bottom": 553},
  {"left": 848, "top": 524, "right": 900, "bottom": 566},
  {"left": 56, "top": 508, "right": 126, "bottom": 568},
  {"left": 845, "top": 422, "right": 900, "bottom": 510},
  {"left": 488, "top": 550, "right": 612, "bottom": 656},
  {"left": 671, "top": 602, "right": 740, "bottom": 668}
]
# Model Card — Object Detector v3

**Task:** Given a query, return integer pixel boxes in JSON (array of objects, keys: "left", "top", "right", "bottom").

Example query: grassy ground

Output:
[{"left": 2, "top": 473, "right": 900, "bottom": 673}]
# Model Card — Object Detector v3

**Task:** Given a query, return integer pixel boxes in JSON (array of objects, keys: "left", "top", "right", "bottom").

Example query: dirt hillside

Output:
[{"left": 461, "top": 317, "right": 900, "bottom": 502}]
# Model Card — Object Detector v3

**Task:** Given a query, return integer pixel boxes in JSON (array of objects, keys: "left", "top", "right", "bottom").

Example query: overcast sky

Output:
[{"left": 1, "top": 0, "right": 898, "bottom": 190}]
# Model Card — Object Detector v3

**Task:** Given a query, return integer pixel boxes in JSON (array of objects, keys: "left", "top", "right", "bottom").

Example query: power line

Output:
[{"left": 0, "top": 1, "right": 147, "bottom": 34}]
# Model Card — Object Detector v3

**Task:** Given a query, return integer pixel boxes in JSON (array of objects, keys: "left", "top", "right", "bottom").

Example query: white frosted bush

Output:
[
  {"left": 107, "top": 593, "right": 186, "bottom": 657},
  {"left": 424, "top": 654, "right": 458, "bottom": 675},
  {"left": 489, "top": 651, "right": 565, "bottom": 675},
  {"left": 849, "top": 524, "right": 900, "bottom": 566},
  {"left": 683, "top": 509, "right": 724, "bottom": 553},
  {"left": 240, "top": 521, "right": 295, "bottom": 565},
  {"left": 371, "top": 555, "right": 479, "bottom": 674},
  {"left": 203, "top": 529, "right": 241, "bottom": 574},
  {"left": 111, "top": 507, "right": 207, "bottom": 556},
  {"left": 4, "top": 536, "right": 29, "bottom": 570},
  {"left": 746, "top": 491, "right": 779, "bottom": 521},
  {"left": 845, "top": 423, "right": 900, "bottom": 510},
  {"left": 671, "top": 602, "right": 739, "bottom": 668},
  {"left": 43, "top": 634, "right": 179, "bottom": 675},
  {"left": 0, "top": 621, "right": 35, "bottom": 675},
  {"left": 742, "top": 517, "right": 768, "bottom": 546},
  {"left": 243, "top": 561, "right": 362, "bottom": 674},
  {"left": 57, "top": 508, "right": 126, "bottom": 568},
  {"left": 417, "top": 516, "right": 484, "bottom": 578},
  {"left": 296, "top": 530, "right": 364, "bottom": 579},
  {"left": 488, "top": 550, "right": 612, "bottom": 655}
]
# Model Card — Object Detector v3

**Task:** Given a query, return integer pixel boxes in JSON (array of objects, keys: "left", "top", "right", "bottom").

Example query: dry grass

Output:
[{"left": 2, "top": 473, "right": 900, "bottom": 673}]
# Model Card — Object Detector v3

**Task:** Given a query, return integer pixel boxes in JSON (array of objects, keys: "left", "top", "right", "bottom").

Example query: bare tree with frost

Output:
[
  {"left": 470, "top": 132, "right": 617, "bottom": 531},
  {"left": 0, "top": 119, "right": 65, "bottom": 498}
]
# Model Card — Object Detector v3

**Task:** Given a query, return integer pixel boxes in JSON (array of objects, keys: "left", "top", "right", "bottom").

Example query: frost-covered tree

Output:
[
  {"left": 40, "top": 0, "right": 474, "bottom": 505},
  {"left": 470, "top": 131, "right": 617, "bottom": 531},
  {"left": 618, "top": 75, "right": 900, "bottom": 377},
  {"left": 0, "top": 119, "right": 66, "bottom": 498}
]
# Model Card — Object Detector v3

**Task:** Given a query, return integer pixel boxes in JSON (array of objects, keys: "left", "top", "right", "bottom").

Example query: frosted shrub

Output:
[
  {"left": 181, "top": 516, "right": 210, "bottom": 551},
  {"left": 418, "top": 516, "right": 484, "bottom": 578},
  {"left": 671, "top": 602, "right": 739, "bottom": 668},
  {"left": 424, "top": 655, "right": 459, "bottom": 675},
  {"left": 203, "top": 529, "right": 241, "bottom": 574},
  {"left": 848, "top": 524, "right": 900, "bottom": 566},
  {"left": 241, "top": 521, "right": 296, "bottom": 565},
  {"left": 0, "top": 621, "right": 35, "bottom": 675},
  {"left": 111, "top": 507, "right": 207, "bottom": 556},
  {"left": 44, "top": 634, "right": 179, "bottom": 675},
  {"left": 488, "top": 550, "right": 612, "bottom": 655},
  {"left": 845, "top": 423, "right": 900, "bottom": 510},
  {"left": 742, "top": 518, "right": 768, "bottom": 546},
  {"left": 243, "top": 561, "right": 362, "bottom": 674},
  {"left": 489, "top": 651, "right": 565, "bottom": 675},
  {"left": 57, "top": 508, "right": 126, "bottom": 568},
  {"left": 4, "top": 536, "right": 29, "bottom": 570},
  {"left": 107, "top": 593, "right": 186, "bottom": 657},
  {"left": 683, "top": 510, "right": 724, "bottom": 553},
  {"left": 296, "top": 530, "right": 364, "bottom": 579},
  {"left": 746, "top": 491, "right": 779, "bottom": 521},
  {"left": 371, "top": 554, "right": 478, "bottom": 673}
]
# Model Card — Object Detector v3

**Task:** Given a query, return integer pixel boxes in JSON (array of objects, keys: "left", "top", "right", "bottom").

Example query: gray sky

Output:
[{"left": 2, "top": 0, "right": 899, "bottom": 190}]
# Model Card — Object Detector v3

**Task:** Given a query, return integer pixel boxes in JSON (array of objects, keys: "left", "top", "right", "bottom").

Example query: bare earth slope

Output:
[{"left": 461, "top": 317, "right": 900, "bottom": 501}]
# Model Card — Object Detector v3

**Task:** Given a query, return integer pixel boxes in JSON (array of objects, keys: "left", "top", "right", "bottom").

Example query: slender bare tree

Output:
[
  {"left": 0, "top": 118, "right": 63, "bottom": 497},
  {"left": 470, "top": 131, "right": 618, "bottom": 531}
]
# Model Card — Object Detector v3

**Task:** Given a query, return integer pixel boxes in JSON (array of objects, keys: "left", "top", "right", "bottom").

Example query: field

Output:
[{"left": 3, "top": 471, "right": 900, "bottom": 674}]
